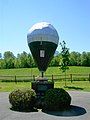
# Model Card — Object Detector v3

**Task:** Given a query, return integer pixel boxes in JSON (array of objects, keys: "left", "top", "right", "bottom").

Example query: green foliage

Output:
[
  {"left": 81, "top": 52, "right": 90, "bottom": 66},
  {"left": 0, "top": 51, "right": 37, "bottom": 69},
  {"left": 9, "top": 88, "right": 37, "bottom": 111},
  {"left": 0, "top": 59, "right": 6, "bottom": 69},
  {"left": 4, "top": 51, "right": 15, "bottom": 59},
  {"left": 50, "top": 55, "right": 61, "bottom": 66},
  {"left": 43, "top": 88, "right": 71, "bottom": 111},
  {"left": 59, "top": 41, "right": 70, "bottom": 86},
  {"left": 0, "top": 50, "right": 90, "bottom": 69},
  {"left": 60, "top": 41, "right": 70, "bottom": 72},
  {"left": 16, "top": 51, "right": 30, "bottom": 68},
  {"left": 1, "top": 51, "right": 15, "bottom": 69},
  {"left": 69, "top": 52, "right": 81, "bottom": 66},
  {"left": 69, "top": 51, "right": 90, "bottom": 66}
]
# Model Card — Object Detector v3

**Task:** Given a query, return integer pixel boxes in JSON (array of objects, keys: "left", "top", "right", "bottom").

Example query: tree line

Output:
[{"left": 0, "top": 51, "right": 90, "bottom": 69}]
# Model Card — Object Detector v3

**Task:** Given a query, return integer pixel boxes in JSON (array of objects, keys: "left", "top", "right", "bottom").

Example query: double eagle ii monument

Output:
[{"left": 27, "top": 22, "right": 59, "bottom": 97}]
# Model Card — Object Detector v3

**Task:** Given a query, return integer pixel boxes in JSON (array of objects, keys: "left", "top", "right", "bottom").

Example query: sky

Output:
[{"left": 0, "top": 0, "right": 90, "bottom": 57}]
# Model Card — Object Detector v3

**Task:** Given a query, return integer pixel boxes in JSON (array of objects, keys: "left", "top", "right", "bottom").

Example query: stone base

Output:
[
  {"left": 31, "top": 77, "right": 54, "bottom": 108},
  {"left": 35, "top": 77, "right": 48, "bottom": 82},
  {"left": 31, "top": 77, "right": 54, "bottom": 97}
]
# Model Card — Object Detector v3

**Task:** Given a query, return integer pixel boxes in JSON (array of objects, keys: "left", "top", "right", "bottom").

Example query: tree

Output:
[
  {"left": 4, "top": 51, "right": 15, "bottom": 59},
  {"left": 16, "top": 51, "right": 29, "bottom": 68},
  {"left": 14, "top": 52, "right": 36, "bottom": 68},
  {"left": 0, "top": 53, "right": 2, "bottom": 59},
  {"left": 50, "top": 55, "right": 61, "bottom": 67},
  {"left": 27, "top": 54, "right": 36, "bottom": 68},
  {"left": 59, "top": 41, "right": 70, "bottom": 87},
  {"left": 81, "top": 52, "right": 90, "bottom": 66},
  {"left": 0, "top": 59, "right": 6, "bottom": 69},
  {"left": 3, "top": 51, "right": 15, "bottom": 69},
  {"left": 87, "top": 52, "right": 90, "bottom": 66},
  {"left": 69, "top": 51, "right": 81, "bottom": 66},
  {"left": 14, "top": 58, "right": 21, "bottom": 68}
]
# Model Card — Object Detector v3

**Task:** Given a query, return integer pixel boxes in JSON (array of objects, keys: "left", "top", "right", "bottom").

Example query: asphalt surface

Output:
[{"left": 0, "top": 91, "right": 90, "bottom": 120}]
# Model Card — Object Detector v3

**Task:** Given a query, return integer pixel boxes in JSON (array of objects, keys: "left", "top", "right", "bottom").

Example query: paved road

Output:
[{"left": 0, "top": 91, "right": 90, "bottom": 120}]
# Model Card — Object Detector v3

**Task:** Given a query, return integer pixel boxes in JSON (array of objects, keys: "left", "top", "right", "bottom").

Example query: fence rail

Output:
[{"left": 0, "top": 74, "right": 90, "bottom": 83}]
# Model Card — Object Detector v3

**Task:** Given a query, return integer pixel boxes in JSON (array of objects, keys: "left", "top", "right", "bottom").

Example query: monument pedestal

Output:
[
  {"left": 31, "top": 77, "right": 54, "bottom": 108},
  {"left": 31, "top": 77, "right": 54, "bottom": 98}
]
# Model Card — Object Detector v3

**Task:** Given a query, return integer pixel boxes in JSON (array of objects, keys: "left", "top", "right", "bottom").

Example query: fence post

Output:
[
  {"left": 52, "top": 75, "right": 54, "bottom": 82},
  {"left": 15, "top": 75, "right": 17, "bottom": 84},
  {"left": 89, "top": 74, "right": 90, "bottom": 82},
  {"left": 33, "top": 75, "right": 35, "bottom": 81},
  {"left": 70, "top": 74, "right": 73, "bottom": 83}
]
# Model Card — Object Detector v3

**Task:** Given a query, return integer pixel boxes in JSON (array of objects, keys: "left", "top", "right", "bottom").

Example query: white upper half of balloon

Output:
[{"left": 27, "top": 22, "right": 59, "bottom": 45}]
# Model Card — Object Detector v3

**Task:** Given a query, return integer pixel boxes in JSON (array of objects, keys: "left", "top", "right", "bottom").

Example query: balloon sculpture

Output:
[{"left": 27, "top": 22, "right": 59, "bottom": 77}]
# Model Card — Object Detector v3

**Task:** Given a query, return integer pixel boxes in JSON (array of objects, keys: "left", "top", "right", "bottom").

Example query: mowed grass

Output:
[
  {"left": 0, "top": 68, "right": 39, "bottom": 76},
  {"left": 0, "top": 66, "right": 90, "bottom": 92},
  {"left": 55, "top": 81, "right": 90, "bottom": 92},
  {"left": 0, "top": 81, "right": 90, "bottom": 92},
  {"left": 0, "top": 66, "right": 90, "bottom": 76},
  {"left": 0, "top": 82, "right": 31, "bottom": 92},
  {"left": 46, "top": 66, "right": 90, "bottom": 75}
]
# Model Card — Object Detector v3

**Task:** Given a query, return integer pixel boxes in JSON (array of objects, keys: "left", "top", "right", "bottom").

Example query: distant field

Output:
[{"left": 0, "top": 66, "right": 90, "bottom": 76}]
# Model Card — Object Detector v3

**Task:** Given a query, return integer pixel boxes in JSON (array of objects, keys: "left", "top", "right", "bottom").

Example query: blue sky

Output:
[{"left": 0, "top": 0, "right": 90, "bottom": 56}]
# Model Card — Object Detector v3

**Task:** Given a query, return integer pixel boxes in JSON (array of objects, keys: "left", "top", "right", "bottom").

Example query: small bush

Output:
[
  {"left": 9, "top": 88, "right": 37, "bottom": 111},
  {"left": 43, "top": 88, "right": 71, "bottom": 111}
]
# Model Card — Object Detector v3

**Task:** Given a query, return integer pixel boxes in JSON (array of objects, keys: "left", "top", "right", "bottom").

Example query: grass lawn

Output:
[
  {"left": 55, "top": 81, "right": 90, "bottom": 92},
  {"left": 0, "top": 81, "right": 90, "bottom": 92},
  {"left": 0, "top": 82, "right": 31, "bottom": 92},
  {"left": 0, "top": 66, "right": 90, "bottom": 76},
  {"left": 0, "top": 66, "right": 90, "bottom": 92}
]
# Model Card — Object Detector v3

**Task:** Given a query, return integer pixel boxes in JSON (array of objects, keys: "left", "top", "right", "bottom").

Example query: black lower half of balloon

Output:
[{"left": 28, "top": 41, "right": 57, "bottom": 72}]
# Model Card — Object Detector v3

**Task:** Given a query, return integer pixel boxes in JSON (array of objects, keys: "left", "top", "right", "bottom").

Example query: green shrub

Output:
[
  {"left": 9, "top": 88, "right": 37, "bottom": 111},
  {"left": 43, "top": 88, "right": 71, "bottom": 111}
]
